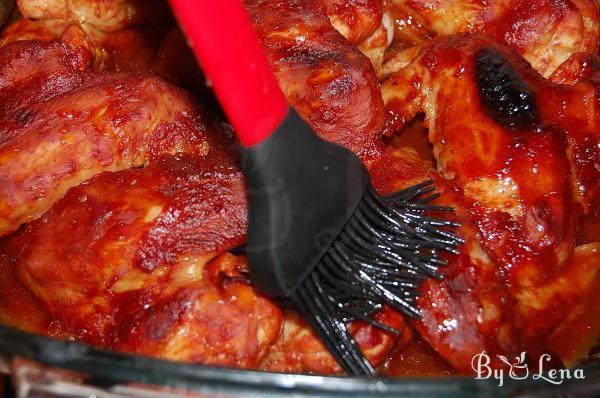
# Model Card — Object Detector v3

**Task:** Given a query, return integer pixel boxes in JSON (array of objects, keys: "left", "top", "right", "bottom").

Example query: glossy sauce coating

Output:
[
  {"left": 246, "top": 0, "right": 385, "bottom": 160},
  {"left": 1, "top": 0, "right": 599, "bottom": 377},
  {"left": 0, "top": 35, "right": 212, "bottom": 237},
  {"left": 388, "top": 0, "right": 599, "bottom": 77},
  {"left": 382, "top": 33, "right": 600, "bottom": 371}
]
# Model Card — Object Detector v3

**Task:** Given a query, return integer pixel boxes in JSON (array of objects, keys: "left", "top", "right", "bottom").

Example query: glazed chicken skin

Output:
[
  {"left": 382, "top": 34, "right": 600, "bottom": 369},
  {"left": 8, "top": 0, "right": 389, "bottom": 157},
  {"left": 246, "top": 0, "right": 385, "bottom": 159},
  {"left": 324, "top": 0, "right": 384, "bottom": 44},
  {"left": 6, "top": 148, "right": 406, "bottom": 371},
  {"left": 6, "top": 152, "right": 284, "bottom": 367},
  {"left": 0, "top": 33, "right": 212, "bottom": 237},
  {"left": 370, "top": 147, "right": 522, "bottom": 372},
  {"left": 548, "top": 51, "right": 600, "bottom": 85},
  {"left": 383, "top": 34, "right": 600, "bottom": 284},
  {"left": 0, "top": 9, "right": 406, "bottom": 373},
  {"left": 387, "top": 0, "right": 599, "bottom": 78},
  {"left": 370, "top": 146, "right": 600, "bottom": 372},
  {"left": 2, "top": 3, "right": 177, "bottom": 76},
  {"left": 322, "top": 0, "right": 394, "bottom": 68}
]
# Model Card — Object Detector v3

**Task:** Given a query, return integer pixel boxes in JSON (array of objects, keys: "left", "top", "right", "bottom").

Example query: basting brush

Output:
[{"left": 168, "top": 0, "right": 462, "bottom": 376}]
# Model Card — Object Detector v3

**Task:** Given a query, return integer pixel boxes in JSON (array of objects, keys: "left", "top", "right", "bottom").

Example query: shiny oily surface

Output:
[{"left": 0, "top": 0, "right": 599, "bottom": 388}]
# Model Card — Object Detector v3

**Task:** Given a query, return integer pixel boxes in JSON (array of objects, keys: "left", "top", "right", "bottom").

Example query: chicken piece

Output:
[
  {"left": 0, "top": 29, "right": 94, "bottom": 120},
  {"left": 246, "top": 0, "right": 385, "bottom": 160},
  {"left": 381, "top": 36, "right": 600, "bottom": 368},
  {"left": 382, "top": 34, "right": 600, "bottom": 287},
  {"left": 324, "top": 0, "right": 384, "bottom": 45},
  {"left": 262, "top": 307, "right": 408, "bottom": 374},
  {"left": 6, "top": 152, "right": 283, "bottom": 368},
  {"left": 371, "top": 146, "right": 600, "bottom": 372},
  {"left": 7, "top": 146, "right": 407, "bottom": 373},
  {"left": 16, "top": 0, "right": 168, "bottom": 32},
  {"left": 387, "top": 0, "right": 599, "bottom": 77},
  {"left": 0, "top": 38, "right": 212, "bottom": 237},
  {"left": 0, "top": 18, "right": 95, "bottom": 48},
  {"left": 0, "top": 17, "right": 173, "bottom": 74},
  {"left": 370, "top": 147, "right": 522, "bottom": 373},
  {"left": 323, "top": 0, "right": 394, "bottom": 68}
]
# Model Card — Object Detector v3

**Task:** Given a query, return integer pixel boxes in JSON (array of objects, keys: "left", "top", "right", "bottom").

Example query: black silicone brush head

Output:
[{"left": 241, "top": 109, "right": 461, "bottom": 376}]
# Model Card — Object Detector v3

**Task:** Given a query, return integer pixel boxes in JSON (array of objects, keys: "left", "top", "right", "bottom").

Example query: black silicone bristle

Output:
[
  {"left": 242, "top": 109, "right": 462, "bottom": 377},
  {"left": 291, "top": 182, "right": 462, "bottom": 376}
]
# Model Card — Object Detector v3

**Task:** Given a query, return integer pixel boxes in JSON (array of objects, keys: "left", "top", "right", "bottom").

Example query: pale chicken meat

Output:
[
  {"left": 322, "top": 0, "right": 395, "bottom": 68},
  {"left": 16, "top": 0, "right": 167, "bottom": 32},
  {"left": 387, "top": 0, "right": 599, "bottom": 77}
]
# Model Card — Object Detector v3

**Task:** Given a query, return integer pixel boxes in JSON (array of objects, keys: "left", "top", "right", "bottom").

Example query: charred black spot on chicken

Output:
[{"left": 474, "top": 47, "right": 540, "bottom": 130}]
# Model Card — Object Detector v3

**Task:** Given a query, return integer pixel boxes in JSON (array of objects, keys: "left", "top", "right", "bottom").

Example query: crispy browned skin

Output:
[
  {"left": 381, "top": 35, "right": 600, "bottom": 370},
  {"left": 246, "top": 0, "right": 385, "bottom": 159},
  {"left": 0, "top": 26, "right": 95, "bottom": 118},
  {"left": 6, "top": 153, "right": 285, "bottom": 368},
  {"left": 0, "top": 36, "right": 212, "bottom": 237},
  {"left": 388, "top": 0, "right": 599, "bottom": 77}
]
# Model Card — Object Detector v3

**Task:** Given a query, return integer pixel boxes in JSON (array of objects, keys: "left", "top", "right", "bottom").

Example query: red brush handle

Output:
[{"left": 168, "top": 0, "right": 289, "bottom": 147}]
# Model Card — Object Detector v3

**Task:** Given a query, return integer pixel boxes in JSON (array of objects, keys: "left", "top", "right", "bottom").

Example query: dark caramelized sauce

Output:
[
  {"left": 384, "top": 335, "right": 455, "bottom": 377},
  {"left": 580, "top": 206, "right": 600, "bottom": 244},
  {"left": 474, "top": 47, "right": 540, "bottom": 129},
  {"left": 389, "top": 117, "right": 434, "bottom": 165},
  {"left": 0, "top": 239, "right": 48, "bottom": 333}
]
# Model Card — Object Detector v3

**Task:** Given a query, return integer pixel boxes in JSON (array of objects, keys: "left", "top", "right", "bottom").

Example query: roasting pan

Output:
[{"left": 0, "top": 1, "right": 599, "bottom": 396}]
